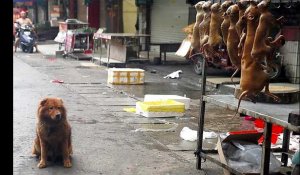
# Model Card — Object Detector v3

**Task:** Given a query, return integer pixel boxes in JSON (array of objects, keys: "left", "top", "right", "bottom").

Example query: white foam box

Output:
[
  {"left": 144, "top": 94, "right": 190, "bottom": 109},
  {"left": 107, "top": 68, "right": 145, "bottom": 85},
  {"left": 136, "top": 100, "right": 185, "bottom": 118}
]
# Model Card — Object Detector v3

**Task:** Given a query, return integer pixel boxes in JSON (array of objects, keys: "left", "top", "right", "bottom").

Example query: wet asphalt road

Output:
[{"left": 13, "top": 51, "right": 248, "bottom": 174}]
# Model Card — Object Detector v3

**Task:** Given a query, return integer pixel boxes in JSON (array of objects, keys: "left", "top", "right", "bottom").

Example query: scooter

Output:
[{"left": 14, "top": 22, "right": 36, "bottom": 53}]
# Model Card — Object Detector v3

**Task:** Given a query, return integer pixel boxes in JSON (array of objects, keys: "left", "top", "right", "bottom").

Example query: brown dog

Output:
[{"left": 32, "top": 97, "right": 72, "bottom": 168}]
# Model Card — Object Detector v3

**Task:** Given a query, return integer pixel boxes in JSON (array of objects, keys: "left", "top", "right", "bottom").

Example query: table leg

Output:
[
  {"left": 196, "top": 100, "right": 206, "bottom": 170},
  {"left": 196, "top": 57, "right": 207, "bottom": 170},
  {"left": 137, "top": 37, "right": 140, "bottom": 59},
  {"left": 100, "top": 39, "right": 102, "bottom": 65},
  {"left": 281, "top": 128, "right": 290, "bottom": 166},
  {"left": 164, "top": 51, "right": 166, "bottom": 64},
  {"left": 107, "top": 40, "right": 111, "bottom": 68},
  {"left": 147, "top": 50, "right": 149, "bottom": 61},
  {"left": 261, "top": 122, "right": 272, "bottom": 175},
  {"left": 159, "top": 50, "right": 162, "bottom": 62}
]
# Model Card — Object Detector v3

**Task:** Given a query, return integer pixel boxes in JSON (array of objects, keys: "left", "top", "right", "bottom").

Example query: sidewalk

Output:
[
  {"left": 14, "top": 45, "right": 227, "bottom": 175},
  {"left": 36, "top": 41, "right": 300, "bottom": 98}
]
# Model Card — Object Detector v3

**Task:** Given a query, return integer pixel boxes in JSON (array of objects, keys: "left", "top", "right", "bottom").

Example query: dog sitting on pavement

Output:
[{"left": 32, "top": 97, "right": 72, "bottom": 168}]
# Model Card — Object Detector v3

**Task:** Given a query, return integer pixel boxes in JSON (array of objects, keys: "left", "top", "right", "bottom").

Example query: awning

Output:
[{"left": 13, "top": 0, "right": 32, "bottom": 2}]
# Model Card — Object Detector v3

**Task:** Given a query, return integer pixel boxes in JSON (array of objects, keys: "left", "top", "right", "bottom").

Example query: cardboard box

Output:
[
  {"left": 136, "top": 100, "right": 185, "bottom": 118},
  {"left": 217, "top": 133, "right": 263, "bottom": 175},
  {"left": 144, "top": 94, "right": 190, "bottom": 109},
  {"left": 107, "top": 68, "right": 144, "bottom": 85}
]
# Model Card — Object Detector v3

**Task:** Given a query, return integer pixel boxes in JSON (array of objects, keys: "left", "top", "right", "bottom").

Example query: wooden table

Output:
[{"left": 150, "top": 42, "right": 181, "bottom": 64}]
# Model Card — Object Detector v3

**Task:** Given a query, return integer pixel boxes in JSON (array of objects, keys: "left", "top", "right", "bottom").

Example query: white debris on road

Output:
[{"left": 164, "top": 70, "right": 182, "bottom": 79}]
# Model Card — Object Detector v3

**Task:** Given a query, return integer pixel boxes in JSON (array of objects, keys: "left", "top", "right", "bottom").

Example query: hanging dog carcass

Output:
[
  {"left": 226, "top": 4, "right": 241, "bottom": 83},
  {"left": 251, "top": 0, "right": 285, "bottom": 70},
  {"left": 235, "top": 1, "right": 281, "bottom": 117},
  {"left": 220, "top": 1, "right": 234, "bottom": 46},
  {"left": 236, "top": 0, "right": 248, "bottom": 37},
  {"left": 203, "top": 2, "right": 224, "bottom": 57},
  {"left": 191, "top": 1, "right": 206, "bottom": 52},
  {"left": 199, "top": 1, "right": 212, "bottom": 49}
]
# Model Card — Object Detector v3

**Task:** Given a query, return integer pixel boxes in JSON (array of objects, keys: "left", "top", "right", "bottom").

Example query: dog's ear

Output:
[
  {"left": 58, "top": 98, "right": 64, "bottom": 104},
  {"left": 39, "top": 98, "right": 48, "bottom": 106}
]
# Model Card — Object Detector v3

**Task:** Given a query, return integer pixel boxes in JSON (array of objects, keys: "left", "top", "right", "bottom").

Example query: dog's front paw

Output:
[
  {"left": 63, "top": 160, "right": 72, "bottom": 168},
  {"left": 38, "top": 161, "right": 47, "bottom": 168}
]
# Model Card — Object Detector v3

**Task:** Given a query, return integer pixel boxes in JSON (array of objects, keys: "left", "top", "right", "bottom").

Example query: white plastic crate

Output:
[
  {"left": 144, "top": 94, "right": 190, "bottom": 109},
  {"left": 107, "top": 68, "right": 144, "bottom": 85},
  {"left": 136, "top": 100, "right": 185, "bottom": 118}
]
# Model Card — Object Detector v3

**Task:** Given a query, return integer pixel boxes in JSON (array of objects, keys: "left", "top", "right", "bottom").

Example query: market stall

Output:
[
  {"left": 54, "top": 19, "right": 94, "bottom": 60},
  {"left": 92, "top": 33, "right": 150, "bottom": 67}
]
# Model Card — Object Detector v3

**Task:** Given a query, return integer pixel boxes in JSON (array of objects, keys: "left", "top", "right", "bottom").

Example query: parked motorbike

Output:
[{"left": 14, "top": 22, "right": 36, "bottom": 53}]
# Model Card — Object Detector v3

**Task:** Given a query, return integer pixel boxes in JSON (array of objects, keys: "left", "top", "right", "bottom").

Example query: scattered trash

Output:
[
  {"left": 218, "top": 133, "right": 281, "bottom": 174},
  {"left": 292, "top": 150, "right": 300, "bottom": 165},
  {"left": 204, "top": 131, "right": 218, "bottom": 139},
  {"left": 150, "top": 70, "right": 157, "bottom": 73},
  {"left": 163, "top": 70, "right": 182, "bottom": 79},
  {"left": 224, "top": 141, "right": 281, "bottom": 173},
  {"left": 180, "top": 127, "right": 218, "bottom": 141},
  {"left": 123, "top": 107, "right": 136, "bottom": 113},
  {"left": 50, "top": 79, "right": 64, "bottom": 83},
  {"left": 276, "top": 133, "right": 300, "bottom": 151},
  {"left": 244, "top": 115, "right": 256, "bottom": 121},
  {"left": 180, "top": 127, "right": 197, "bottom": 141},
  {"left": 47, "top": 57, "right": 57, "bottom": 62}
]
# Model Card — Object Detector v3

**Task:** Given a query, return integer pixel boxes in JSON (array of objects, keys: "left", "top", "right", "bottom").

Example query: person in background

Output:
[{"left": 14, "top": 10, "right": 39, "bottom": 52}]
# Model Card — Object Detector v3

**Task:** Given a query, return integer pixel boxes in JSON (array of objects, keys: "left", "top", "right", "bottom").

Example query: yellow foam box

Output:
[
  {"left": 107, "top": 68, "right": 144, "bottom": 85},
  {"left": 136, "top": 100, "right": 185, "bottom": 118}
]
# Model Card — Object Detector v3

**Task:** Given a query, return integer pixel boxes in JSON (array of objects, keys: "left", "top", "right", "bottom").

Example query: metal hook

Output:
[{"left": 284, "top": 0, "right": 293, "bottom": 8}]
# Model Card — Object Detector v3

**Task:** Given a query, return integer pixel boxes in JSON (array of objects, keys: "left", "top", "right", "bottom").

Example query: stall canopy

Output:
[{"left": 13, "top": 0, "right": 32, "bottom": 2}]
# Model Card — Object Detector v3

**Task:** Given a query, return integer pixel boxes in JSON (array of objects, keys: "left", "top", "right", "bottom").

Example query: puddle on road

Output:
[
  {"left": 69, "top": 119, "right": 98, "bottom": 124},
  {"left": 133, "top": 123, "right": 178, "bottom": 132},
  {"left": 111, "top": 82, "right": 201, "bottom": 99},
  {"left": 124, "top": 117, "right": 167, "bottom": 124}
]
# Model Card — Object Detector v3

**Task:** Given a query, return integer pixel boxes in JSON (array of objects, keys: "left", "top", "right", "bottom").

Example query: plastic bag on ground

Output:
[
  {"left": 222, "top": 140, "right": 282, "bottom": 173},
  {"left": 180, "top": 127, "right": 217, "bottom": 141}
]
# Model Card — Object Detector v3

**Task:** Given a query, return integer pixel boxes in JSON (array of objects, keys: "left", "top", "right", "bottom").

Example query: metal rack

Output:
[
  {"left": 64, "top": 30, "right": 93, "bottom": 60},
  {"left": 195, "top": 56, "right": 300, "bottom": 174}
]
